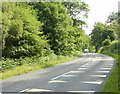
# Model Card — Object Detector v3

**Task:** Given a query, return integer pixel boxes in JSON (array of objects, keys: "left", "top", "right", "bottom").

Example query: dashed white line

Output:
[
  {"left": 50, "top": 68, "right": 85, "bottom": 81},
  {"left": 81, "top": 64, "right": 92, "bottom": 67},
  {"left": 20, "top": 88, "right": 30, "bottom": 92},
  {"left": 51, "top": 75, "right": 61, "bottom": 81},
  {"left": 51, "top": 71, "right": 71, "bottom": 80}
]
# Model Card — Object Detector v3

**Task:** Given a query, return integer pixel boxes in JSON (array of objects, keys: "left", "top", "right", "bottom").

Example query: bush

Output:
[
  {"left": 98, "top": 40, "right": 120, "bottom": 54},
  {"left": 2, "top": 2, "right": 48, "bottom": 58},
  {"left": 69, "top": 51, "right": 82, "bottom": 57},
  {"left": 1, "top": 51, "right": 82, "bottom": 71},
  {"left": 1, "top": 53, "right": 67, "bottom": 71}
]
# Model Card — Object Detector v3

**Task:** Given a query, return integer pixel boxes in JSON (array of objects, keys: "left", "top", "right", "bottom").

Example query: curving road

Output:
[{"left": 2, "top": 53, "right": 115, "bottom": 94}]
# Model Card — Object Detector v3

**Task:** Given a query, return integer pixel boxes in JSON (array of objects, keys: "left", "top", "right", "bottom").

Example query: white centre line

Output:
[
  {"left": 81, "top": 64, "right": 93, "bottom": 67},
  {"left": 51, "top": 71, "right": 71, "bottom": 80},
  {"left": 20, "top": 88, "right": 30, "bottom": 92},
  {"left": 80, "top": 62, "right": 92, "bottom": 67}
]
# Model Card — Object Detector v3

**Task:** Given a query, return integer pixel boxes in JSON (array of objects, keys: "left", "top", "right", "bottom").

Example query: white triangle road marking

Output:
[
  {"left": 60, "top": 75, "right": 76, "bottom": 77},
  {"left": 100, "top": 68, "right": 111, "bottom": 70},
  {"left": 67, "top": 90, "right": 95, "bottom": 93},
  {"left": 82, "top": 81, "right": 102, "bottom": 84},
  {"left": 97, "top": 71, "right": 109, "bottom": 73},
  {"left": 91, "top": 75, "right": 107, "bottom": 77},
  {"left": 26, "top": 89, "right": 52, "bottom": 92},
  {"left": 48, "top": 80, "right": 67, "bottom": 83},
  {"left": 70, "top": 71, "right": 84, "bottom": 73},
  {"left": 78, "top": 68, "right": 88, "bottom": 70}
]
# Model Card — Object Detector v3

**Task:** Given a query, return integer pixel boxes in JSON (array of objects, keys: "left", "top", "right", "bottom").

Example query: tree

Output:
[
  {"left": 90, "top": 22, "right": 105, "bottom": 52},
  {"left": 106, "top": 12, "right": 120, "bottom": 40},
  {"left": 62, "top": 1, "right": 89, "bottom": 27},
  {"left": 90, "top": 22, "right": 115, "bottom": 52},
  {"left": 30, "top": 2, "right": 74, "bottom": 55},
  {"left": 102, "top": 37, "right": 111, "bottom": 46},
  {"left": 2, "top": 2, "right": 48, "bottom": 58}
]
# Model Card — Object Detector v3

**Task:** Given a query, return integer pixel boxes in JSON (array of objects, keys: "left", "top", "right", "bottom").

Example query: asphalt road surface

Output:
[{"left": 2, "top": 53, "right": 115, "bottom": 94}]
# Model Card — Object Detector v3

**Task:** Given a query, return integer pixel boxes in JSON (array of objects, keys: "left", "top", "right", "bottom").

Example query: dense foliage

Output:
[
  {"left": 30, "top": 2, "right": 89, "bottom": 55},
  {"left": 1, "top": 2, "right": 90, "bottom": 71},
  {"left": 2, "top": 3, "right": 48, "bottom": 58},
  {"left": 90, "top": 12, "right": 120, "bottom": 54}
]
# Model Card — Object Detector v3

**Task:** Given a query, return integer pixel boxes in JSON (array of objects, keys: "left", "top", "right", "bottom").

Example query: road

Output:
[{"left": 2, "top": 53, "right": 115, "bottom": 94}]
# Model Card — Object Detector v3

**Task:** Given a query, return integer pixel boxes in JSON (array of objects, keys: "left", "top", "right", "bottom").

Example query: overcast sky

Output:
[{"left": 83, "top": 0, "right": 119, "bottom": 35}]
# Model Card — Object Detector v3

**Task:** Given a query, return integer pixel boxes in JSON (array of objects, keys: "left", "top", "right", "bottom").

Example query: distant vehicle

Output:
[{"left": 84, "top": 49, "right": 89, "bottom": 53}]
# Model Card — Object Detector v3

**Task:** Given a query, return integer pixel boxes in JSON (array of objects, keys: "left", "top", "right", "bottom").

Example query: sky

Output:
[{"left": 82, "top": 0, "right": 119, "bottom": 35}]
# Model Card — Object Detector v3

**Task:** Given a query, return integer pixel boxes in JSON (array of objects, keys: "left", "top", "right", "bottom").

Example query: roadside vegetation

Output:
[
  {"left": 90, "top": 12, "right": 120, "bottom": 93},
  {"left": 1, "top": 2, "right": 89, "bottom": 79},
  {"left": 1, "top": 52, "right": 81, "bottom": 79},
  {"left": 101, "top": 54, "right": 119, "bottom": 93}
]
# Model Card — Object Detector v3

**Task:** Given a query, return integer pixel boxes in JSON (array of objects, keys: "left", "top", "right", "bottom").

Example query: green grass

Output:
[
  {"left": 101, "top": 54, "right": 119, "bottom": 93},
  {"left": 1, "top": 56, "right": 77, "bottom": 80}
]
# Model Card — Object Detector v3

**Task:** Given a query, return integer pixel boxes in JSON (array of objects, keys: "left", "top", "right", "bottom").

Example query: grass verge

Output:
[
  {"left": 1, "top": 56, "right": 78, "bottom": 80},
  {"left": 101, "top": 53, "right": 119, "bottom": 93}
]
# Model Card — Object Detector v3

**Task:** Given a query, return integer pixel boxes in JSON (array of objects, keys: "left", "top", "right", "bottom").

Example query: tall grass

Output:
[{"left": 1, "top": 51, "right": 82, "bottom": 79}]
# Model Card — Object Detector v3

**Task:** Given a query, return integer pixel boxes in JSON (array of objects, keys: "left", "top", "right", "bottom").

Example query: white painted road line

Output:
[
  {"left": 60, "top": 75, "right": 76, "bottom": 77},
  {"left": 51, "top": 71, "right": 71, "bottom": 80},
  {"left": 81, "top": 65, "right": 92, "bottom": 68},
  {"left": 103, "top": 65, "right": 112, "bottom": 67},
  {"left": 70, "top": 71, "right": 84, "bottom": 73},
  {"left": 26, "top": 89, "right": 52, "bottom": 92},
  {"left": 99, "top": 58, "right": 113, "bottom": 60},
  {"left": 48, "top": 80, "right": 67, "bottom": 83},
  {"left": 51, "top": 75, "right": 61, "bottom": 81},
  {"left": 20, "top": 88, "right": 30, "bottom": 92},
  {"left": 104, "top": 65, "right": 113, "bottom": 67},
  {"left": 82, "top": 81, "right": 102, "bottom": 84},
  {"left": 91, "top": 75, "right": 107, "bottom": 77},
  {"left": 80, "top": 62, "right": 92, "bottom": 67},
  {"left": 100, "top": 68, "right": 111, "bottom": 70},
  {"left": 97, "top": 71, "right": 109, "bottom": 73},
  {"left": 67, "top": 91, "right": 95, "bottom": 93},
  {"left": 106, "top": 64, "right": 113, "bottom": 66},
  {"left": 78, "top": 68, "right": 88, "bottom": 70}
]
